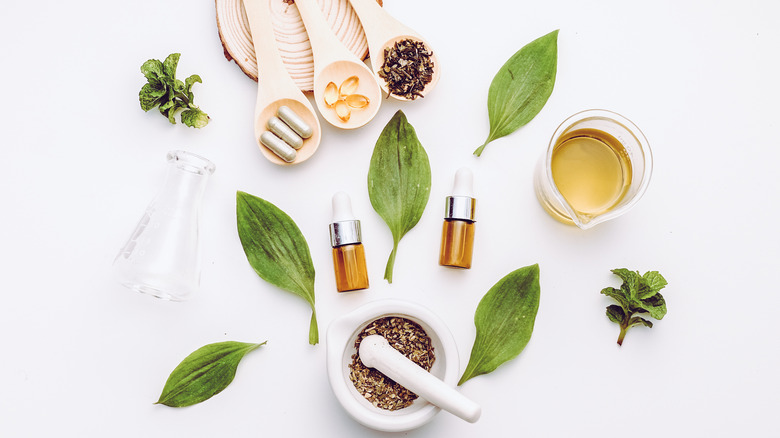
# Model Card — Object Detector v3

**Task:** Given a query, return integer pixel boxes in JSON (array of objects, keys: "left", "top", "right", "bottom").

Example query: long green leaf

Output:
[
  {"left": 459, "top": 264, "right": 541, "bottom": 385},
  {"left": 156, "top": 341, "right": 266, "bottom": 407},
  {"left": 236, "top": 191, "right": 318, "bottom": 344},
  {"left": 474, "top": 30, "right": 558, "bottom": 156},
  {"left": 367, "top": 110, "right": 431, "bottom": 283}
]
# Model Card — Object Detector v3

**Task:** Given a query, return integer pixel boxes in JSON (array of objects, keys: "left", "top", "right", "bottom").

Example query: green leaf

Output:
[
  {"left": 156, "top": 341, "right": 266, "bottom": 407},
  {"left": 163, "top": 53, "right": 180, "bottom": 79},
  {"left": 637, "top": 293, "right": 667, "bottom": 320},
  {"left": 602, "top": 268, "right": 668, "bottom": 346},
  {"left": 139, "top": 84, "right": 167, "bottom": 112},
  {"left": 140, "top": 59, "right": 165, "bottom": 88},
  {"left": 628, "top": 316, "right": 653, "bottom": 329},
  {"left": 474, "top": 30, "right": 558, "bottom": 156},
  {"left": 641, "top": 271, "right": 668, "bottom": 297},
  {"left": 459, "top": 264, "right": 541, "bottom": 385},
  {"left": 236, "top": 191, "right": 318, "bottom": 345},
  {"left": 606, "top": 305, "right": 625, "bottom": 324},
  {"left": 138, "top": 54, "right": 208, "bottom": 128},
  {"left": 181, "top": 108, "right": 210, "bottom": 129},
  {"left": 367, "top": 110, "right": 431, "bottom": 283},
  {"left": 600, "top": 286, "right": 630, "bottom": 311},
  {"left": 185, "top": 74, "right": 202, "bottom": 93}
]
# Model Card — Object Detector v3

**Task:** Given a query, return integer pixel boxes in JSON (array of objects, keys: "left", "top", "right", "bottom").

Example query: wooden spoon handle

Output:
[
  {"left": 242, "top": 0, "right": 297, "bottom": 100},
  {"left": 295, "top": 0, "right": 359, "bottom": 72}
]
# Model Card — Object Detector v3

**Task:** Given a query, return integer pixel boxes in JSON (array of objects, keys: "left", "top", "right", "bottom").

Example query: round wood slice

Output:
[{"left": 216, "top": 0, "right": 380, "bottom": 92}]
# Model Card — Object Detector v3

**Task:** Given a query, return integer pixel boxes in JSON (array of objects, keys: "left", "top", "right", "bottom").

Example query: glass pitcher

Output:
[{"left": 533, "top": 109, "right": 652, "bottom": 229}]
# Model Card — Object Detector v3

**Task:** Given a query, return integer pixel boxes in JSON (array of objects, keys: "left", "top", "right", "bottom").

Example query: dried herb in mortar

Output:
[
  {"left": 349, "top": 317, "right": 435, "bottom": 410},
  {"left": 378, "top": 38, "right": 434, "bottom": 100}
]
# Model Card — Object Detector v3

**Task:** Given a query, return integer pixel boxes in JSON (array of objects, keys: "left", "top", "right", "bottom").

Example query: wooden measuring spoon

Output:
[
  {"left": 347, "top": 0, "right": 440, "bottom": 101},
  {"left": 243, "top": 0, "right": 321, "bottom": 165},
  {"left": 294, "top": 0, "right": 381, "bottom": 129}
]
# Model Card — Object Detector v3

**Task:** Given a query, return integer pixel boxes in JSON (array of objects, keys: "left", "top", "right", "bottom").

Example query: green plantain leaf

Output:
[
  {"left": 236, "top": 191, "right": 318, "bottom": 344},
  {"left": 474, "top": 30, "right": 558, "bottom": 156},
  {"left": 156, "top": 341, "right": 266, "bottom": 407},
  {"left": 459, "top": 264, "right": 541, "bottom": 385},
  {"left": 367, "top": 110, "right": 431, "bottom": 283}
]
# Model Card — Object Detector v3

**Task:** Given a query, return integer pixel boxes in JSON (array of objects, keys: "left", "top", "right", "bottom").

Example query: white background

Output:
[{"left": 2, "top": 0, "right": 779, "bottom": 436}]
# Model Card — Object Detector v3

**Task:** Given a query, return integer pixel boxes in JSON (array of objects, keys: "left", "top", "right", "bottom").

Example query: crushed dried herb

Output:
[
  {"left": 349, "top": 316, "right": 435, "bottom": 410},
  {"left": 378, "top": 39, "right": 434, "bottom": 100}
]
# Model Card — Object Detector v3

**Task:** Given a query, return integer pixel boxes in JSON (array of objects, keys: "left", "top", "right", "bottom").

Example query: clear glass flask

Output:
[{"left": 113, "top": 150, "right": 215, "bottom": 301}]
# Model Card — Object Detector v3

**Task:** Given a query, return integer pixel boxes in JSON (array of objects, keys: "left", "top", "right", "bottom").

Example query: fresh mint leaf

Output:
[
  {"left": 642, "top": 271, "right": 667, "bottom": 294},
  {"left": 139, "top": 84, "right": 167, "bottom": 112},
  {"left": 606, "top": 305, "right": 625, "bottom": 324},
  {"left": 602, "top": 269, "right": 668, "bottom": 346},
  {"left": 163, "top": 53, "right": 180, "bottom": 79},
  {"left": 141, "top": 59, "right": 165, "bottom": 88},
  {"left": 628, "top": 316, "right": 653, "bottom": 329},
  {"left": 138, "top": 53, "right": 209, "bottom": 128},
  {"left": 182, "top": 108, "right": 210, "bottom": 129}
]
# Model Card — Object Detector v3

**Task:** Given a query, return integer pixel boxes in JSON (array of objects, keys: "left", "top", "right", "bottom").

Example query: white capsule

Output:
[
  {"left": 267, "top": 116, "right": 303, "bottom": 149},
  {"left": 260, "top": 131, "right": 297, "bottom": 162},
  {"left": 277, "top": 106, "right": 313, "bottom": 139}
]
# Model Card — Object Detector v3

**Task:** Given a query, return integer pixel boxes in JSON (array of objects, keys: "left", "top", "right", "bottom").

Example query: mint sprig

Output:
[
  {"left": 139, "top": 53, "right": 209, "bottom": 128},
  {"left": 601, "top": 269, "right": 668, "bottom": 346}
]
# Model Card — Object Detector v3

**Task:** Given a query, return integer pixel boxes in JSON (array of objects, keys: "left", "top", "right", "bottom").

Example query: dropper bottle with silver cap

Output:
[
  {"left": 439, "top": 168, "right": 476, "bottom": 269},
  {"left": 329, "top": 192, "right": 369, "bottom": 292}
]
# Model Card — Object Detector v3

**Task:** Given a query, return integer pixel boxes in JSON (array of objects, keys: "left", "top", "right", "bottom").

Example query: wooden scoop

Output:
[
  {"left": 347, "top": 0, "right": 440, "bottom": 100},
  {"left": 243, "top": 0, "right": 322, "bottom": 165},
  {"left": 294, "top": 0, "right": 381, "bottom": 129}
]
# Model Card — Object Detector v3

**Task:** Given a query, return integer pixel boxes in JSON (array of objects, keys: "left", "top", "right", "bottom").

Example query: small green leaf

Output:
[
  {"left": 459, "top": 264, "right": 541, "bottom": 385},
  {"left": 163, "top": 53, "right": 180, "bottom": 79},
  {"left": 606, "top": 305, "right": 625, "bottom": 324},
  {"left": 156, "top": 341, "right": 266, "bottom": 407},
  {"left": 140, "top": 59, "right": 165, "bottom": 88},
  {"left": 637, "top": 293, "right": 667, "bottom": 320},
  {"left": 367, "top": 110, "right": 431, "bottom": 283},
  {"left": 185, "top": 74, "right": 202, "bottom": 93},
  {"left": 642, "top": 271, "right": 668, "bottom": 295},
  {"left": 628, "top": 316, "right": 653, "bottom": 329},
  {"left": 181, "top": 108, "right": 210, "bottom": 128},
  {"left": 600, "top": 286, "right": 630, "bottom": 311},
  {"left": 474, "top": 30, "right": 558, "bottom": 156},
  {"left": 138, "top": 54, "right": 208, "bottom": 129},
  {"left": 139, "top": 84, "right": 167, "bottom": 112},
  {"left": 236, "top": 191, "right": 318, "bottom": 344},
  {"left": 602, "top": 268, "right": 668, "bottom": 346}
]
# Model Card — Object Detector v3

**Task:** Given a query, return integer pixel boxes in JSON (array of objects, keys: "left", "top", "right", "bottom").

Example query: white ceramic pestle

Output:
[{"left": 359, "top": 335, "right": 481, "bottom": 423}]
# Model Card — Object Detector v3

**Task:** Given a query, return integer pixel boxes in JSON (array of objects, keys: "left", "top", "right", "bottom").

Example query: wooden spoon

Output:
[
  {"left": 243, "top": 0, "right": 322, "bottom": 165},
  {"left": 294, "top": 0, "right": 381, "bottom": 129},
  {"left": 347, "top": 0, "right": 440, "bottom": 101}
]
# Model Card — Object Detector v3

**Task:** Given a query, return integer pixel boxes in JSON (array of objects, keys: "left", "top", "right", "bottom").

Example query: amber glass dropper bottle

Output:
[
  {"left": 439, "top": 168, "right": 476, "bottom": 269},
  {"left": 329, "top": 192, "right": 369, "bottom": 292}
]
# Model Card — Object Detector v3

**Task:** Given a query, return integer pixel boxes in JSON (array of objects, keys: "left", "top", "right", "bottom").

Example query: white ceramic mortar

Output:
[{"left": 326, "top": 299, "right": 460, "bottom": 432}]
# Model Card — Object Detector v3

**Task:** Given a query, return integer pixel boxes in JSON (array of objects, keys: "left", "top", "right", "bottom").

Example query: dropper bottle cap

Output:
[
  {"left": 329, "top": 192, "right": 362, "bottom": 247},
  {"left": 444, "top": 168, "right": 476, "bottom": 221}
]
